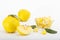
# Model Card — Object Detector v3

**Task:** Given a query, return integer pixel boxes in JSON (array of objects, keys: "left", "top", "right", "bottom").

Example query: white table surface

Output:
[{"left": 0, "top": 0, "right": 60, "bottom": 40}]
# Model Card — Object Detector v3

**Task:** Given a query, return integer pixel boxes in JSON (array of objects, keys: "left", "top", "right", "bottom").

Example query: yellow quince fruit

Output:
[
  {"left": 18, "top": 9, "right": 30, "bottom": 22},
  {"left": 2, "top": 15, "right": 20, "bottom": 33},
  {"left": 17, "top": 25, "right": 32, "bottom": 36}
]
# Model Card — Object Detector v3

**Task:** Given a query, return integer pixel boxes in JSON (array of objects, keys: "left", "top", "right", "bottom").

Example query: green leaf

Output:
[
  {"left": 31, "top": 25, "right": 36, "bottom": 29},
  {"left": 8, "top": 15, "right": 17, "bottom": 18},
  {"left": 8, "top": 15, "right": 18, "bottom": 20},
  {"left": 45, "top": 28, "right": 57, "bottom": 34}
]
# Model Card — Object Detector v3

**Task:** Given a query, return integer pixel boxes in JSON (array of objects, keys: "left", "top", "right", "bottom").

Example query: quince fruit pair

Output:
[{"left": 2, "top": 9, "right": 31, "bottom": 35}]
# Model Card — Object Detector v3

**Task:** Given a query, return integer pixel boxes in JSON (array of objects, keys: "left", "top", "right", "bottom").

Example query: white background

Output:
[{"left": 0, "top": 0, "right": 60, "bottom": 40}]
